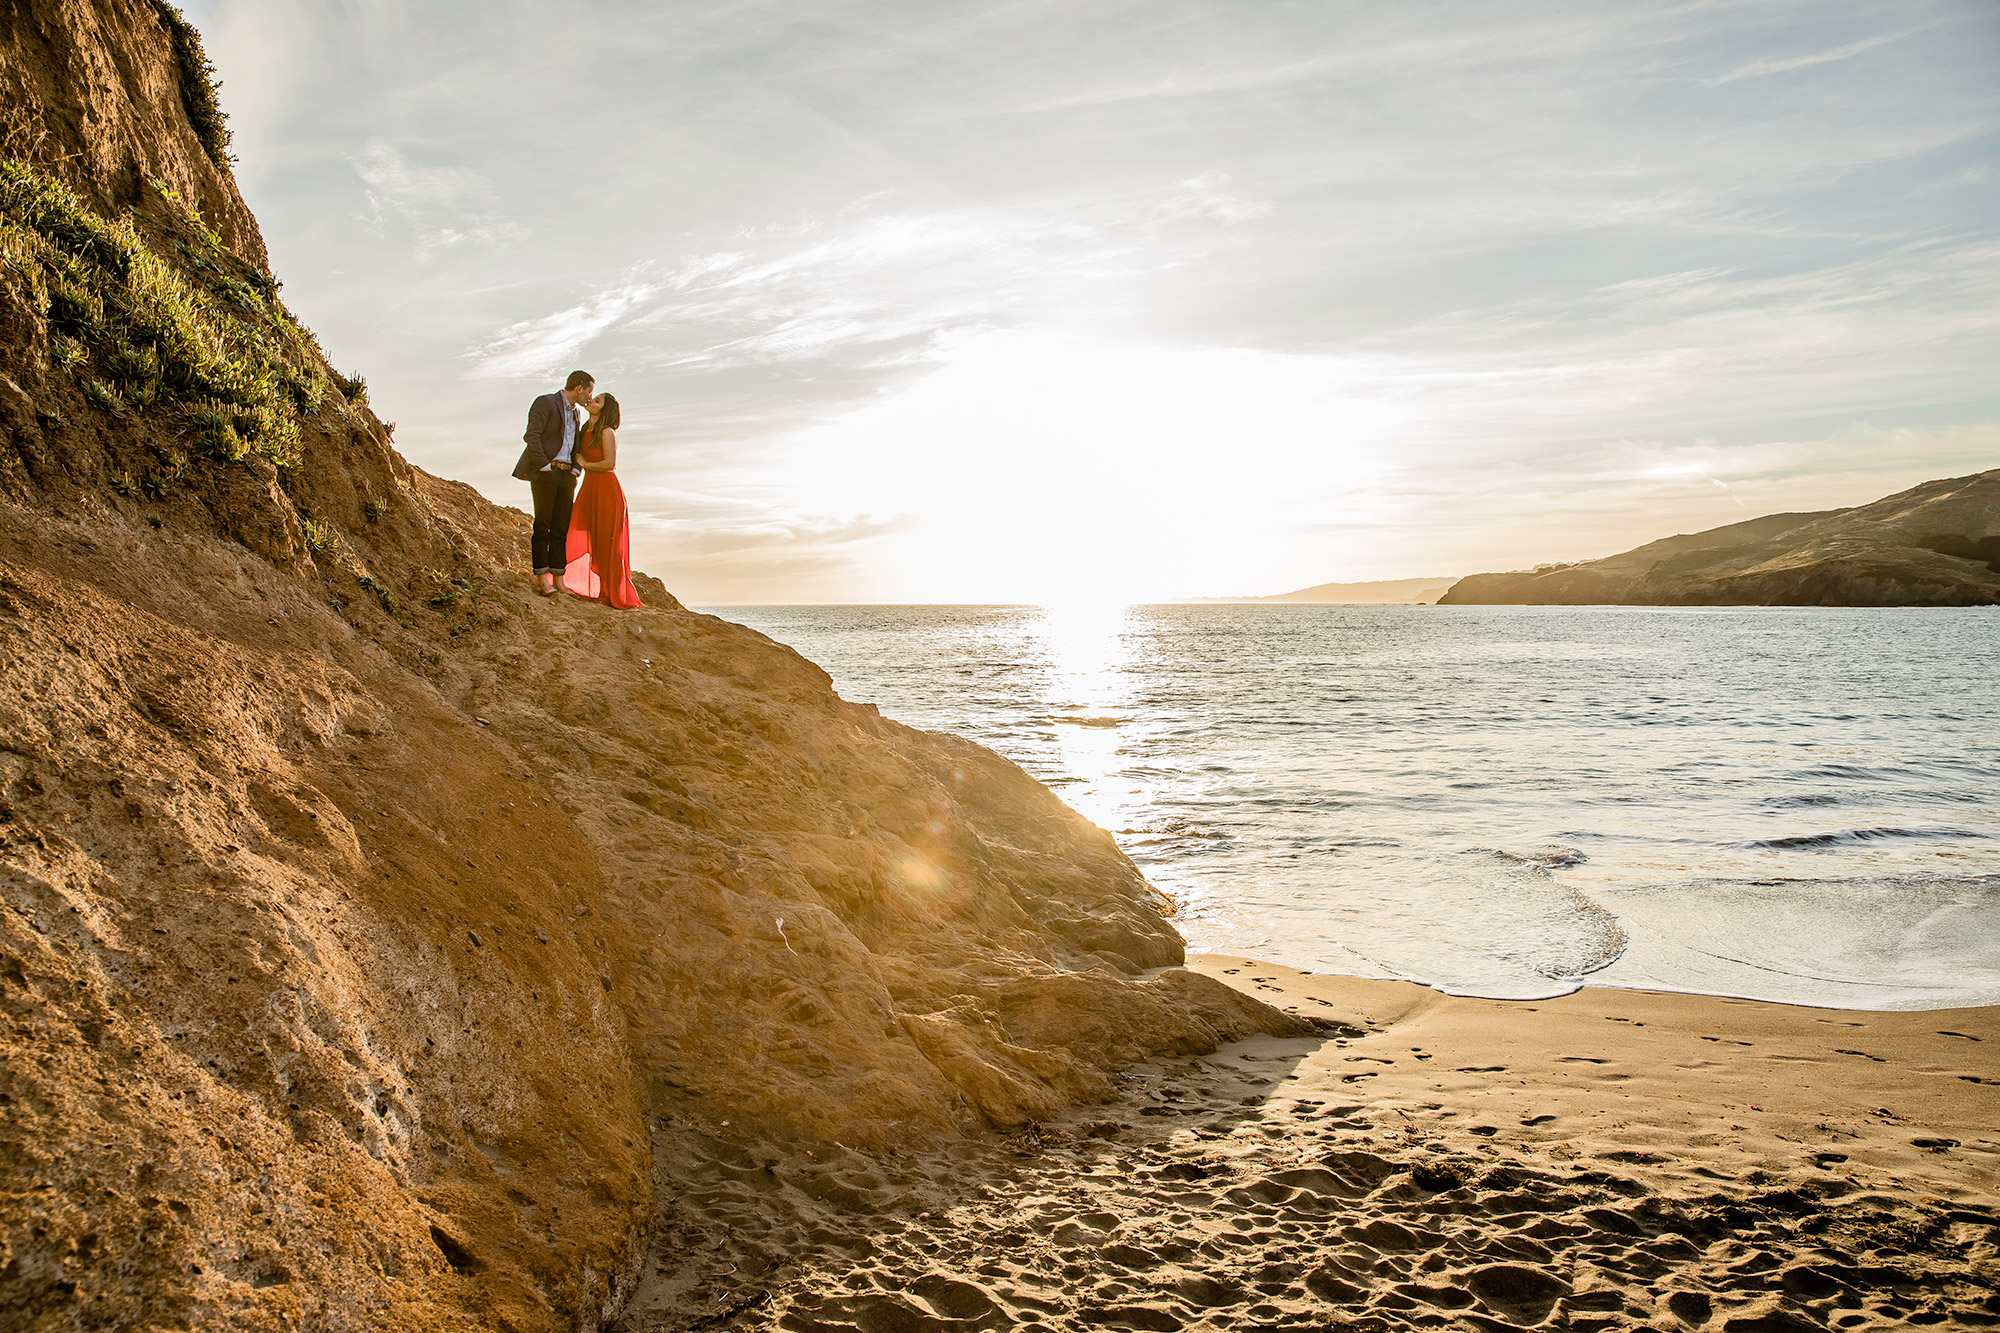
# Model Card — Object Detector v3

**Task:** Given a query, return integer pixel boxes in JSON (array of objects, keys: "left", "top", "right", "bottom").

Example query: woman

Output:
[{"left": 562, "top": 392, "right": 643, "bottom": 609}]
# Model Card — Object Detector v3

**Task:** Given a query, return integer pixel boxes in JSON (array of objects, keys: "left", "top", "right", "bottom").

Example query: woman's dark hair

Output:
[{"left": 593, "top": 393, "right": 621, "bottom": 433}]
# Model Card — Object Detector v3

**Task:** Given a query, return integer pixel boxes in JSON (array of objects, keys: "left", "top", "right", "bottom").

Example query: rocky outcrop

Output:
[
  {"left": 1440, "top": 470, "right": 2000, "bottom": 606},
  {"left": 0, "top": 6, "right": 1310, "bottom": 1330}
]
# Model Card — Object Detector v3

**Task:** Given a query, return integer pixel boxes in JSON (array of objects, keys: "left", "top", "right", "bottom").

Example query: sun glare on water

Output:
[{"left": 1031, "top": 600, "right": 1141, "bottom": 831}]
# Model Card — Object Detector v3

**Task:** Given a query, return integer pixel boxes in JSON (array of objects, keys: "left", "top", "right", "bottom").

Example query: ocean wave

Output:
[
  {"left": 1456, "top": 848, "right": 1624, "bottom": 980},
  {"left": 1744, "top": 825, "right": 1990, "bottom": 850},
  {"left": 1794, "top": 763, "right": 1918, "bottom": 781},
  {"left": 1588, "top": 873, "right": 2000, "bottom": 1009},
  {"left": 1481, "top": 844, "right": 1590, "bottom": 870}
]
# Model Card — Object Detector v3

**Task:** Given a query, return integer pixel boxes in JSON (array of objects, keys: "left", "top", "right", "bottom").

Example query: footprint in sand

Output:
[
  {"left": 1173, "top": 1274, "right": 1246, "bottom": 1309},
  {"left": 1667, "top": 1290, "right": 1713, "bottom": 1325},
  {"left": 1467, "top": 1261, "right": 1571, "bottom": 1324}
]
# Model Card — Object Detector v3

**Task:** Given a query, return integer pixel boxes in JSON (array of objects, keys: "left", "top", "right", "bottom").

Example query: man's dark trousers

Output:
[{"left": 530, "top": 468, "right": 577, "bottom": 574}]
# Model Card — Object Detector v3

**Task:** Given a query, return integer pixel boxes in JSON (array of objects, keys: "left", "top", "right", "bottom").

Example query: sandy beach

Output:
[{"left": 620, "top": 961, "right": 2000, "bottom": 1332}]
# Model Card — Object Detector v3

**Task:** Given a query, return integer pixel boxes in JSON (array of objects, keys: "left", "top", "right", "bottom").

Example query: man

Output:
[{"left": 514, "top": 370, "right": 594, "bottom": 596}]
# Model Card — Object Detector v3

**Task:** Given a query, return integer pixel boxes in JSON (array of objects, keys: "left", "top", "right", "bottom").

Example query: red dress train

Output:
[{"left": 563, "top": 438, "right": 642, "bottom": 609}]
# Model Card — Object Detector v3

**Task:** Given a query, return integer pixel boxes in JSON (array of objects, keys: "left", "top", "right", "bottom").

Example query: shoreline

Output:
[
  {"left": 620, "top": 956, "right": 2000, "bottom": 1331},
  {"left": 1186, "top": 955, "right": 2000, "bottom": 1196},
  {"left": 1189, "top": 956, "right": 2000, "bottom": 1016}
]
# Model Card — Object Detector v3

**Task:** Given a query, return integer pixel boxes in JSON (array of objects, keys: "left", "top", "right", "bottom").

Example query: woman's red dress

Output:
[{"left": 563, "top": 435, "right": 642, "bottom": 609}]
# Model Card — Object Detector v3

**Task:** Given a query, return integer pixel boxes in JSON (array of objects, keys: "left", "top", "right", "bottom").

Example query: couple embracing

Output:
[{"left": 513, "top": 369, "right": 642, "bottom": 609}]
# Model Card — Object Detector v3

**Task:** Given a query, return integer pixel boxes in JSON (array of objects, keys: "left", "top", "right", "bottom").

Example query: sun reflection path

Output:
[{"left": 1032, "top": 602, "right": 1144, "bottom": 835}]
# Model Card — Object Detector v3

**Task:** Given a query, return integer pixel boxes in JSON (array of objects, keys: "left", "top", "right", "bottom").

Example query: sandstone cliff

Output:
[
  {"left": 0, "top": 6, "right": 1308, "bottom": 1330},
  {"left": 1440, "top": 469, "right": 2000, "bottom": 606}
]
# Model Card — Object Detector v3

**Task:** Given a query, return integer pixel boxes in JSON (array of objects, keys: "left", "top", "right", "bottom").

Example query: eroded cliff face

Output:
[
  {"left": 1, "top": 0, "right": 266, "bottom": 266},
  {"left": 0, "top": 6, "right": 1307, "bottom": 1330},
  {"left": 1441, "top": 471, "right": 2000, "bottom": 606}
]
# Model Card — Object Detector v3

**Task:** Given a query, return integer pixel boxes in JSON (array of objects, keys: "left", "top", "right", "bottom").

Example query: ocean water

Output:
[{"left": 703, "top": 604, "right": 2000, "bottom": 1010}]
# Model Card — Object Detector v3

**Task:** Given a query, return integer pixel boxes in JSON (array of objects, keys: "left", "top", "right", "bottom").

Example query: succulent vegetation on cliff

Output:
[
  {"left": 150, "top": 0, "right": 233, "bottom": 168},
  {"left": 0, "top": 158, "right": 338, "bottom": 471}
]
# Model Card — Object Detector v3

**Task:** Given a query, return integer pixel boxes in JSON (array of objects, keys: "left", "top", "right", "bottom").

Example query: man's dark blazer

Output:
[{"left": 513, "top": 391, "right": 577, "bottom": 481}]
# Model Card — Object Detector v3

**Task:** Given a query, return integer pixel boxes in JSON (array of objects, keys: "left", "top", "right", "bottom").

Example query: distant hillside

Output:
[
  {"left": 1260, "top": 576, "right": 1458, "bottom": 604},
  {"left": 1440, "top": 469, "right": 2000, "bottom": 606}
]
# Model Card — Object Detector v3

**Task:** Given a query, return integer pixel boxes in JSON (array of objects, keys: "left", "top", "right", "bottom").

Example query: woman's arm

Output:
[{"left": 585, "top": 428, "right": 618, "bottom": 472}]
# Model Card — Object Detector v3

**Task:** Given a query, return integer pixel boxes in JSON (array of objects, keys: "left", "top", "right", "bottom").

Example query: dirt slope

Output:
[
  {"left": 0, "top": 5, "right": 1307, "bottom": 1330},
  {"left": 1441, "top": 469, "right": 2000, "bottom": 606}
]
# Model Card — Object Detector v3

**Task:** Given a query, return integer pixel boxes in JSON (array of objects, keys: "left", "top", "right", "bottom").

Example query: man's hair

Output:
[{"left": 564, "top": 370, "right": 595, "bottom": 390}]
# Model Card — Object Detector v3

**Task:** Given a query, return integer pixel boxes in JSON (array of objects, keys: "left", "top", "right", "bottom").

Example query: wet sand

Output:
[{"left": 621, "top": 960, "right": 2000, "bottom": 1332}]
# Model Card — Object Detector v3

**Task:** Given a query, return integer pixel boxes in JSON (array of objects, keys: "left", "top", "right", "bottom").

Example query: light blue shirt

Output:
[{"left": 546, "top": 395, "right": 580, "bottom": 470}]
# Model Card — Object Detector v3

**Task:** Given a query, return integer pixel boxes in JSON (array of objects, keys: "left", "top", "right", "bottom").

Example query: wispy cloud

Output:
[
  {"left": 966, "top": 12, "right": 1626, "bottom": 116},
  {"left": 1701, "top": 30, "right": 1912, "bottom": 87},
  {"left": 1388, "top": 236, "right": 2000, "bottom": 432},
  {"left": 346, "top": 139, "right": 524, "bottom": 257},
  {"left": 464, "top": 174, "right": 1270, "bottom": 385},
  {"left": 467, "top": 278, "right": 660, "bottom": 379}
]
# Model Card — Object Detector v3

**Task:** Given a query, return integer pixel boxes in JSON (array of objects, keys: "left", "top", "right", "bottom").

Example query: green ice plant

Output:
[
  {"left": 151, "top": 0, "right": 233, "bottom": 169},
  {"left": 0, "top": 158, "right": 334, "bottom": 472},
  {"left": 299, "top": 514, "right": 338, "bottom": 554}
]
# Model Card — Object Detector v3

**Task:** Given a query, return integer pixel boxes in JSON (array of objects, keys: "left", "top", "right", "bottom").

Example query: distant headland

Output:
[
  {"left": 1440, "top": 468, "right": 2000, "bottom": 606},
  {"left": 1235, "top": 469, "right": 1999, "bottom": 608},
  {"left": 1179, "top": 576, "right": 1458, "bottom": 604}
]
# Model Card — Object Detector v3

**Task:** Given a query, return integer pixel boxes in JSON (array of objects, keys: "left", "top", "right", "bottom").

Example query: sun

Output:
[{"left": 778, "top": 330, "right": 1406, "bottom": 603}]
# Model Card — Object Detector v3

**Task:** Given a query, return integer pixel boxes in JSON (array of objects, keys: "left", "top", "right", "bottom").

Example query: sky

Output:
[{"left": 184, "top": 0, "right": 2000, "bottom": 603}]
